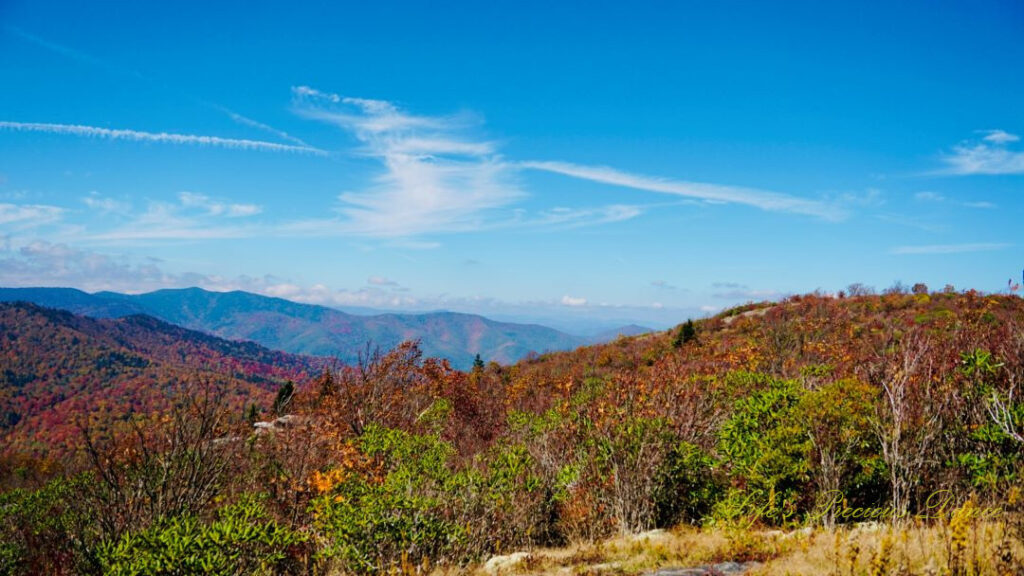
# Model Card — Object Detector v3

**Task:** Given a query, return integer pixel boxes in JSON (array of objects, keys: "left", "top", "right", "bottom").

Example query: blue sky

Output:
[{"left": 1, "top": 0, "right": 1021, "bottom": 331}]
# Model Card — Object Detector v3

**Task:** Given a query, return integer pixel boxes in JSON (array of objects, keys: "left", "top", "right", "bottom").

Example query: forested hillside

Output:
[
  {"left": 0, "top": 302, "right": 324, "bottom": 463},
  {"left": 1, "top": 290, "right": 1021, "bottom": 575}
]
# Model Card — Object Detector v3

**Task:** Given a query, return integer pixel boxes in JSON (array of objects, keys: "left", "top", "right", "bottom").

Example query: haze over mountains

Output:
[{"left": 0, "top": 287, "right": 647, "bottom": 369}]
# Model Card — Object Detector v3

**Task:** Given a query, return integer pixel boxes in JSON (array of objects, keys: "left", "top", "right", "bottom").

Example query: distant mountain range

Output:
[
  {"left": 0, "top": 301, "right": 323, "bottom": 458},
  {"left": 0, "top": 287, "right": 651, "bottom": 368}
]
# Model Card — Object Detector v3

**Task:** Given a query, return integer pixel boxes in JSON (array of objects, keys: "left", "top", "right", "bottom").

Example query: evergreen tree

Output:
[
  {"left": 272, "top": 380, "right": 294, "bottom": 417},
  {"left": 245, "top": 403, "right": 260, "bottom": 424},
  {"left": 673, "top": 319, "right": 697, "bottom": 348}
]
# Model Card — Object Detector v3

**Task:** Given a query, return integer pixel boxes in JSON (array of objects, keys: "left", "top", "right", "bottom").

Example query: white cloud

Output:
[
  {"left": 8, "top": 26, "right": 315, "bottom": 151},
  {"left": 227, "top": 204, "right": 262, "bottom": 217},
  {"left": 509, "top": 204, "right": 643, "bottom": 230},
  {"left": 0, "top": 241, "right": 182, "bottom": 291},
  {"left": 912, "top": 190, "right": 995, "bottom": 209},
  {"left": 0, "top": 121, "right": 326, "bottom": 155},
  {"left": 86, "top": 193, "right": 261, "bottom": 242},
  {"left": 213, "top": 105, "right": 314, "bottom": 148},
  {"left": 942, "top": 131, "right": 1024, "bottom": 175},
  {"left": 261, "top": 282, "right": 304, "bottom": 298},
  {"left": 520, "top": 161, "right": 843, "bottom": 220},
  {"left": 178, "top": 191, "right": 262, "bottom": 218},
  {"left": 292, "top": 85, "right": 341, "bottom": 103},
  {"left": 651, "top": 280, "right": 676, "bottom": 290},
  {"left": 0, "top": 203, "right": 63, "bottom": 227},
  {"left": 561, "top": 295, "right": 587, "bottom": 307},
  {"left": 980, "top": 129, "right": 1020, "bottom": 144},
  {"left": 891, "top": 243, "right": 1010, "bottom": 255},
  {"left": 83, "top": 193, "right": 131, "bottom": 215},
  {"left": 367, "top": 276, "right": 398, "bottom": 287},
  {"left": 291, "top": 88, "right": 522, "bottom": 237},
  {"left": 271, "top": 282, "right": 419, "bottom": 309}
]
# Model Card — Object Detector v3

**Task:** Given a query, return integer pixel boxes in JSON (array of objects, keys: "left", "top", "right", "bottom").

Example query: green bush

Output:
[
  {"left": 716, "top": 377, "right": 809, "bottom": 526},
  {"left": 310, "top": 425, "right": 468, "bottom": 573},
  {"left": 655, "top": 441, "right": 720, "bottom": 526},
  {"left": 97, "top": 494, "right": 305, "bottom": 576},
  {"left": 0, "top": 475, "right": 97, "bottom": 575}
]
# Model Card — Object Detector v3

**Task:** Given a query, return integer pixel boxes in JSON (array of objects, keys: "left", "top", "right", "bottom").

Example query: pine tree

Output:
[
  {"left": 673, "top": 319, "right": 697, "bottom": 348},
  {"left": 272, "top": 380, "right": 294, "bottom": 417},
  {"left": 245, "top": 403, "right": 260, "bottom": 424}
]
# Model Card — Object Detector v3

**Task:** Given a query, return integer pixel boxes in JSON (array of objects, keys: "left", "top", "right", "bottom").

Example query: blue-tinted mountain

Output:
[{"left": 0, "top": 287, "right": 585, "bottom": 369}]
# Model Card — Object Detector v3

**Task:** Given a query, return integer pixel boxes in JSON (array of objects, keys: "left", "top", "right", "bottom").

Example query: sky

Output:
[{"left": 1, "top": 0, "right": 1022, "bottom": 332}]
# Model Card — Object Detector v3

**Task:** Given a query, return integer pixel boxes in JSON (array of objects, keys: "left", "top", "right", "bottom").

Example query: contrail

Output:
[
  {"left": 0, "top": 121, "right": 327, "bottom": 155},
  {"left": 5, "top": 25, "right": 316, "bottom": 149}
]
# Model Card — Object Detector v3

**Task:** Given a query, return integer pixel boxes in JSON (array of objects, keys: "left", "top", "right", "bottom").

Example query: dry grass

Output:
[
  {"left": 750, "top": 520, "right": 1023, "bottom": 576},
  {"left": 451, "top": 517, "right": 1023, "bottom": 576},
  {"left": 456, "top": 526, "right": 792, "bottom": 576}
]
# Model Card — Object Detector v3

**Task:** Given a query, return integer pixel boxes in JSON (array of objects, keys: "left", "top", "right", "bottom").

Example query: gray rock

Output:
[{"left": 647, "top": 561, "right": 759, "bottom": 576}]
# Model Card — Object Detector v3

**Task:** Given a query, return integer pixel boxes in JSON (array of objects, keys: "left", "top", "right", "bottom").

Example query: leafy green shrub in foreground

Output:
[
  {"left": 98, "top": 494, "right": 305, "bottom": 576},
  {"left": 0, "top": 475, "right": 97, "bottom": 575},
  {"left": 310, "top": 425, "right": 468, "bottom": 574}
]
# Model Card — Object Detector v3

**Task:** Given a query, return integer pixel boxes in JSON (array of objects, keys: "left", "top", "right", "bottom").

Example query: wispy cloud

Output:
[
  {"left": 85, "top": 193, "right": 261, "bottom": 242},
  {"left": 291, "top": 87, "right": 521, "bottom": 237},
  {"left": 520, "top": 161, "right": 843, "bottom": 220},
  {"left": 208, "top": 104, "right": 314, "bottom": 148},
  {"left": 913, "top": 190, "right": 996, "bottom": 209},
  {"left": 942, "top": 130, "right": 1024, "bottom": 175},
  {"left": 0, "top": 203, "right": 63, "bottom": 227},
  {"left": 367, "top": 276, "right": 399, "bottom": 287},
  {"left": 4, "top": 25, "right": 136, "bottom": 78},
  {"left": 891, "top": 243, "right": 1010, "bottom": 255},
  {"left": 514, "top": 204, "right": 643, "bottom": 230},
  {"left": 178, "top": 192, "right": 262, "bottom": 218},
  {"left": 651, "top": 280, "right": 677, "bottom": 290},
  {"left": 980, "top": 129, "right": 1020, "bottom": 144},
  {"left": 6, "top": 26, "right": 314, "bottom": 150},
  {"left": 0, "top": 121, "right": 326, "bottom": 155},
  {"left": 83, "top": 193, "right": 131, "bottom": 215},
  {"left": 875, "top": 213, "right": 948, "bottom": 234}
]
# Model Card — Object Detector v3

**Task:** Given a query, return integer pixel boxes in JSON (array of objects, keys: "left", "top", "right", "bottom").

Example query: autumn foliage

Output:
[{"left": 1, "top": 290, "right": 1022, "bottom": 574}]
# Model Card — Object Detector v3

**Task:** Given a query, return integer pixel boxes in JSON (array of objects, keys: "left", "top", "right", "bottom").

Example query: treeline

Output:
[{"left": 0, "top": 291, "right": 1022, "bottom": 574}]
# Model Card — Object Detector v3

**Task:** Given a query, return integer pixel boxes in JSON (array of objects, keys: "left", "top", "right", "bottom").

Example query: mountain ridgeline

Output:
[{"left": 0, "top": 287, "right": 627, "bottom": 369}]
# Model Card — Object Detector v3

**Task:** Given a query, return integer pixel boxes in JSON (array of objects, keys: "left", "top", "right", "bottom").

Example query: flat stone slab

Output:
[
  {"left": 482, "top": 551, "right": 530, "bottom": 575},
  {"left": 646, "top": 561, "right": 758, "bottom": 576}
]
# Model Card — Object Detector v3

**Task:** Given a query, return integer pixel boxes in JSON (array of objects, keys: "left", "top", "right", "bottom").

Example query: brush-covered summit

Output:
[{"left": 512, "top": 288, "right": 1022, "bottom": 388}]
